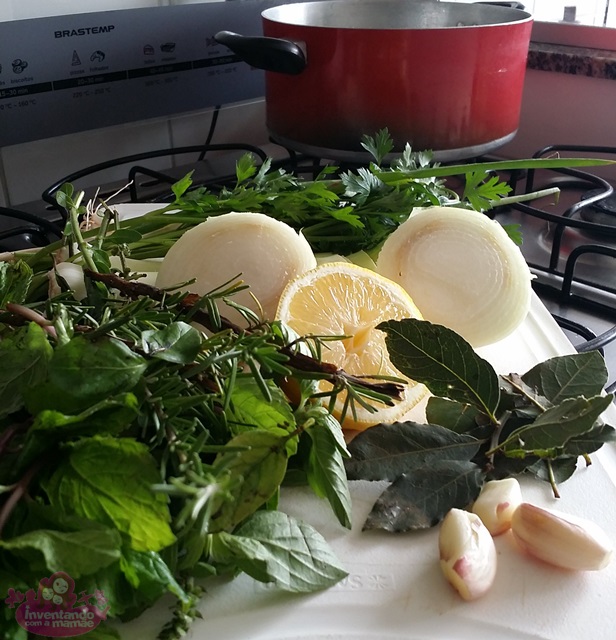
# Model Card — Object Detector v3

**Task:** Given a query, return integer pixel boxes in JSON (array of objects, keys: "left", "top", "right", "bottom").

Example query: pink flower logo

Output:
[{"left": 5, "top": 571, "right": 109, "bottom": 637}]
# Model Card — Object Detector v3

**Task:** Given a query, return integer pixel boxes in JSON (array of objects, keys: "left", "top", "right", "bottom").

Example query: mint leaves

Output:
[
  {"left": 0, "top": 322, "right": 52, "bottom": 418},
  {"left": 345, "top": 319, "right": 615, "bottom": 532},
  {"left": 0, "top": 527, "right": 121, "bottom": 577},
  {"left": 3, "top": 141, "right": 615, "bottom": 639},
  {"left": 210, "top": 510, "right": 348, "bottom": 592},
  {"left": 0, "top": 261, "right": 33, "bottom": 307},
  {"left": 0, "top": 277, "right": 353, "bottom": 639},
  {"left": 209, "top": 430, "right": 290, "bottom": 533},
  {"left": 44, "top": 437, "right": 176, "bottom": 553}
]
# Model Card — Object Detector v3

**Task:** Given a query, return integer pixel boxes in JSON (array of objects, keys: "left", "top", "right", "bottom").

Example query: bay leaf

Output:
[
  {"left": 346, "top": 421, "right": 481, "bottom": 481},
  {"left": 521, "top": 351, "right": 608, "bottom": 403},
  {"left": 425, "top": 396, "right": 490, "bottom": 438},
  {"left": 362, "top": 460, "right": 483, "bottom": 532},
  {"left": 562, "top": 421, "right": 616, "bottom": 456},
  {"left": 527, "top": 457, "right": 578, "bottom": 485},
  {"left": 378, "top": 318, "right": 500, "bottom": 418},
  {"left": 501, "top": 394, "right": 613, "bottom": 457}
]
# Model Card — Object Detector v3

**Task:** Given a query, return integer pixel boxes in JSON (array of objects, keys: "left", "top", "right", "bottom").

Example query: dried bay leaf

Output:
[
  {"left": 501, "top": 394, "right": 613, "bottom": 457},
  {"left": 521, "top": 351, "right": 608, "bottom": 403},
  {"left": 425, "top": 396, "right": 491, "bottom": 438},
  {"left": 362, "top": 460, "right": 483, "bottom": 532}
]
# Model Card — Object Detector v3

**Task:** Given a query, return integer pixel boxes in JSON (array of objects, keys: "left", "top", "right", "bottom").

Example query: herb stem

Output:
[
  {"left": 0, "top": 461, "right": 42, "bottom": 537},
  {"left": 69, "top": 191, "right": 99, "bottom": 273},
  {"left": 546, "top": 459, "right": 561, "bottom": 499},
  {"left": 485, "top": 410, "right": 511, "bottom": 461},
  {"left": 83, "top": 269, "right": 405, "bottom": 403},
  {"left": 6, "top": 303, "right": 58, "bottom": 340},
  {"left": 490, "top": 187, "right": 560, "bottom": 209}
]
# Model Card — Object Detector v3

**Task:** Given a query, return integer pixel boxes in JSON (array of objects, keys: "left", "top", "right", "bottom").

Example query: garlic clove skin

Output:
[
  {"left": 510, "top": 502, "right": 613, "bottom": 571},
  {"left": 439, "top": 508, "right": 497, "bottom": 601},
  {"left": 472, "top": 478, "right": 522, "bottom": 536}
]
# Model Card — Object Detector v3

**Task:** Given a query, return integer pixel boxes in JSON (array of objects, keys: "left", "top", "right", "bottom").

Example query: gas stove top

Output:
[
  {"left": 1, "top": 140, "right": 616, "bottom": 395},
  {"left": 489, "top": 145, "right": 616, "bottom": 395}
]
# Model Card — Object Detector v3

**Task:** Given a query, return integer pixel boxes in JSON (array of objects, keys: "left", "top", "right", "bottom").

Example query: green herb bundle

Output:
[
  {"left": 0, "top": 261, "right": 362, "bottom": 640},
  {"left": 1, "top": 133, "right": 614, "bottom": 639}
]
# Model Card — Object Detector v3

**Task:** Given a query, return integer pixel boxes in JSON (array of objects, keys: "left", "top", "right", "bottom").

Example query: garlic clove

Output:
[
  {"left": 472, "top": 478, "right": 522, "bottom": 536},
  {"left": 510, "top": 502, "right": 613, "bottom": 571},
  {"left": 439, "top": 508, "right": 497, "bottom": 600}
]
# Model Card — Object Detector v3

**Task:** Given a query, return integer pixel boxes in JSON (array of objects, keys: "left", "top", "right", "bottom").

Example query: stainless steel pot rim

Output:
[
  {"left": 269, "top": 130, "right": 518, "bottom": 163},
  {"left": 262, "top": 0, "right": 532, "bottom": 30}
]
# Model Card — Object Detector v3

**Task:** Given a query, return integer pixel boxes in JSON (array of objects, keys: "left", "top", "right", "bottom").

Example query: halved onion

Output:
[
  {"left": 155, "top": 212, "right": 317, "bottom": 325},
  {"left": 376, "top": 206, "right": 532, "bottom": 347}
]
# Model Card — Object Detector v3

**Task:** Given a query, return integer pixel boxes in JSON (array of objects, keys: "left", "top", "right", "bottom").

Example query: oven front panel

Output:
[{"left": 0, "top": 1, "right": 289, "bottom": 146}]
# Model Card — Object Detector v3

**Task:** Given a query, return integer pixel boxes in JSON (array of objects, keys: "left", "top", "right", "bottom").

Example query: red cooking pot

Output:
[{"left": 215, "top": 0, "right": 533, "bottom": 161}]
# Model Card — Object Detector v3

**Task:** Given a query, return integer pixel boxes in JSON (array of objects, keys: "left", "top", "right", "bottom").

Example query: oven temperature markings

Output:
[{"left": 0, "top": 54, "right": 242, "bottom": 101}]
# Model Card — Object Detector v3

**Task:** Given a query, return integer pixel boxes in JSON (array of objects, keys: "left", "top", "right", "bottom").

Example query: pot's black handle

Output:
[{"left": 214, "top": 30, "right": 306, "bottom": 75}]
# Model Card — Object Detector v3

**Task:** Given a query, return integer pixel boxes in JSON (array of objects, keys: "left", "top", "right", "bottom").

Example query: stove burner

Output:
[{"left": 580, "top": 188, "right": 616, "bottom": 228}]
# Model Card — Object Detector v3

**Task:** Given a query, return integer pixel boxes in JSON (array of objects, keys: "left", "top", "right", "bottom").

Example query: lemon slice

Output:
[{"left": 276, "top": 262, "right": 428, "bottom": 431}]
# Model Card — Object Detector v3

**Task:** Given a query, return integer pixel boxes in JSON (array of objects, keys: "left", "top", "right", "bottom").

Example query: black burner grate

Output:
[{"left": 1, "top": 141, "right": 616, "bottom": 394}]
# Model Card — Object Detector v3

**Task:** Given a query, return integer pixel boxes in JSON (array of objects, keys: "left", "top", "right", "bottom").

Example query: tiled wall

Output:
[{"left": 0, "top": 0, "right": 270, "bottom": 207}]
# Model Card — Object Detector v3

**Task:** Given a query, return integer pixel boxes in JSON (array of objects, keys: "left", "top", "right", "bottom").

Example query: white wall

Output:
[{"left": 498, "top": 68, "right": 616, "bottom": 182}]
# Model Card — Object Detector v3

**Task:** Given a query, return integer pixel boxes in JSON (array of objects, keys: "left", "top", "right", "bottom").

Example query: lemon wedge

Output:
[{"left": 276, "top": 262, "right": 428, "bottom": 431}]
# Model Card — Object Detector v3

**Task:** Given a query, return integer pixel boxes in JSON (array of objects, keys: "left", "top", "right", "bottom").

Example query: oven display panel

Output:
[{"left": 0, "top": 1, "right": 286, "bottom": 145}]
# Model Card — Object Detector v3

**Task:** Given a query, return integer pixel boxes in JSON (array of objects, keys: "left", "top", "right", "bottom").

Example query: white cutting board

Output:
[{"left": 108, "top": 211, "right": 616, "bottom": 640}]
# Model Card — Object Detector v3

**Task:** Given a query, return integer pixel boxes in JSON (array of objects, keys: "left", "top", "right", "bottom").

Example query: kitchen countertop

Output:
[{"left": 528, "top": 41, "right": 616, "bottom": 80}]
